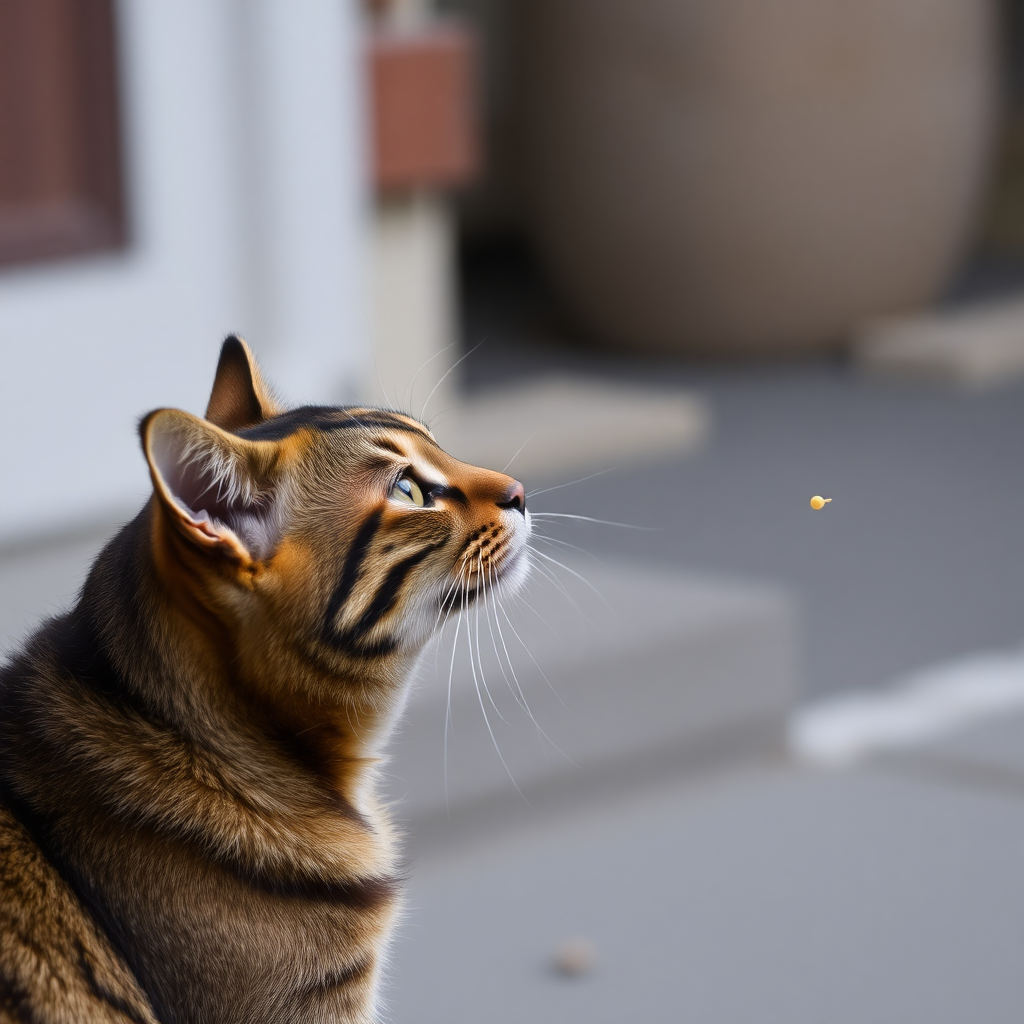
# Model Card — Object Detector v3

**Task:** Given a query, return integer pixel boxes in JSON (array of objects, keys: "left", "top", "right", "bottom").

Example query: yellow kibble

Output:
[{"left": 809, "top": 495, "right": 832, "bottom": 510}]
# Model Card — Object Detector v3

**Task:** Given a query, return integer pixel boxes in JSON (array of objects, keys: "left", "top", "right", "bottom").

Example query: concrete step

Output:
[{"left": 386, "top": 556, "right": 798, "bottom": 826}]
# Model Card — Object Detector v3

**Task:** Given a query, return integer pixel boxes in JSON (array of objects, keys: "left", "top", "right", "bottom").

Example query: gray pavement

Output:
[
  {"left": 389, "top": 743, "right": 1024, "bottom": 1024},
  {"left": 914, "top": 709, "right": 1024, "bottom": 781}
]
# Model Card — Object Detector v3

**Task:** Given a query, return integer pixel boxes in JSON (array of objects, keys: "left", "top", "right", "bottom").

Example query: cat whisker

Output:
[
  {"left": 528, "top": 530, "right": 602, "bottom": 561},
  {"left": 493, "top": 594, "right": 573, "bottom": 715},
  {"left": 442, "top": 556, "right": 473, "bottom": 815},
  {"left": 405, "top": 341, "right": 458, "bottom": 416},
  {"left": 489, "top": 569, "right": 576, "bottom": 765},
  {"left": 528, "top": 511, "right": 656, "bottom": 530},
  {"left": 464, "top": 561, "right": 526, "bottom": 802},
  {"left": 487, "top": 578, "right": 535, "bottom": 701},
  {"left": 420, "top": 340, "right": 484, "bottom": 423},
  {"left": 432, "top": 573, "right": 464, "bottom": 699},
  {"left": 432, "top": 563, "right": 469, "bottom": 636},
  {"left": 501, "top": 432, "right": 537, "bottom": 475},
  {"left": 527, "top": 554, "right": 602, "bottom": 635},
  {"left": 494, "top": 572, "right": 566, "bottom": 645},
  {"left": 473, "top": 553, "right": 510, "bottom": 726},
  {"left": 480, "top": 562, "right": 522, "bottom": 710},
  {"left": 525, "top": 468, "right": 615, "bottom": 500},
  {"left": 369, "top": 339, "right": 394, "bottom": 410},
  {"left": 524, "top": 553, "right": 578, "bottom": 612},
  {"left": 432, "top": 603, "right": 452, "bottom": 694},
  {"left": 529, "top": 547, "right": 616, "bottom": 618}
]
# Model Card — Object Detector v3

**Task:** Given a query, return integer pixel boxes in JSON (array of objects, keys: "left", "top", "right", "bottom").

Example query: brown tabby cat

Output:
[{"left": 0, "top": 337, "right": 530, "bottom": 1023}]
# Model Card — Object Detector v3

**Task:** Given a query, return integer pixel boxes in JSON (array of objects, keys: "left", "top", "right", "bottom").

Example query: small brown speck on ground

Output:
[{"left": 551, "top": 937, "right": 597, "bottom": 977}]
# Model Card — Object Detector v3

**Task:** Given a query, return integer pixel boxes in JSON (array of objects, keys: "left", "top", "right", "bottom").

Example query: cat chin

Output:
[
  {"left": 464, "top": 542, "right": 532, "bottom": 601},
  {"left": 494, "top": 546, "right": 530, "bottom": 596},
  {"left": 432, "top": 546, "right": 531, "bottom": 618}
]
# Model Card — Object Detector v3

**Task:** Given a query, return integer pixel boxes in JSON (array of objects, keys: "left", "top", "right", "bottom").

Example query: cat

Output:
[{"left": 0, "top": 337, "right": 530, "bottom": 1024}]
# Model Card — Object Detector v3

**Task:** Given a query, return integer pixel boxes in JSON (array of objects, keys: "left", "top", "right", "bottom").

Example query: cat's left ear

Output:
[
  {"left": 205, "top": 335, "right": 283, "bottom": 432},
  {"left": 141, "top": 408, "right": 283, "bottom": 563}
]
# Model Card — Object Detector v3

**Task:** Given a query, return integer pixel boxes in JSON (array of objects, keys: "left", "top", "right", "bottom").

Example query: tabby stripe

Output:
[
  {"left": 322, "top": 509, "right": 384, "bottom": 641},
  {"left": 0, "top": 976, "right": 35, "bottom": 1023},
  {"left": 0, "top": 783, "right": 156, "bottom": 1024},
  {"left": 352, "top": 542, "right": 444, "bottom": 637},
  {"left": 434, "top": 484, "right": 469, "bottom": 507},
  {"left": 242, "top": 870, "right": 400, "bottom": 910},
  {"left": 323, "top": 542, "right": 443, "bottom": 659},
  {"left": 333, "top": 633, "right": 403, "bottom": 659},
  {"left": 300, "top": 954, "right": 375, "bottom": 1002},
  {"left": 322, "top": 626, "right": 399, "bottom": 661},
  {"left": 75, "top": 941, "right": 156, "bottom": 1024},
  {"left": 241, "top": 406, "right": 433, "bottom": 443},
  {"left": 354, "top": 635, "right": 401, "bottom": 657},
  {"left": 371, "top": 437, "right": 405, "bottom": 457},
  {"left": 321, "top": 511, "right": 446, "bottom": 658},
  {"left": 313, "top": 416, "right": 434, "bottom": 438}
]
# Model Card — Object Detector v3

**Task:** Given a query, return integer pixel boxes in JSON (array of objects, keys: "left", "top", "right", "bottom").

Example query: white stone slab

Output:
[
  {"left": 791, "top": 643, "right": 1024, "bottom": 768},
  {"left": 854, "top": 295, "right": 1024, "bottom": 387}
]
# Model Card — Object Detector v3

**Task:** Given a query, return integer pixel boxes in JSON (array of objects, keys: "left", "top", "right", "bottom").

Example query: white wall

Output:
[{"left": 0, "top": 0, "right": 370, "bottom": 542}]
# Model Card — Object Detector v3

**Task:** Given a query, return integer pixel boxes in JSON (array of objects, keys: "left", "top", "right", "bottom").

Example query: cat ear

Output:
[
  {"left": 204, "top": 335, "right": 283, "bottom": 432},
  {"left": 141, "top": 408, "right": 283, "bottom": 563}
]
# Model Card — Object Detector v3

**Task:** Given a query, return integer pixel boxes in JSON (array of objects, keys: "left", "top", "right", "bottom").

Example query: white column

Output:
[
  {"left": 366, "top": 0, "right": 461, "bottom": 418},
  {"left": 236, "top": 0, "right": 371, "bottom": 405},
  {"left": 370, "top": 193, "right": 458, "bottom": 417}
]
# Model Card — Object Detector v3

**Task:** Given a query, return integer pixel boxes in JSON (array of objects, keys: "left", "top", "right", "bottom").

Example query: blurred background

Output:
[{"left": 3, "top": 1, "right": 1024, "bottom": 1021}]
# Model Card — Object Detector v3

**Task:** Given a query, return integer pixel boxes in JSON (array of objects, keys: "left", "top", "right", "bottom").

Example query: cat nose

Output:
[{"left": 496, "top": 480, "right": 526, "bottom": 515}]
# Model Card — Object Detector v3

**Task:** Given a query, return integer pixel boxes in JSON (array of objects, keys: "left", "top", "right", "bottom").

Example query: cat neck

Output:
[{"left": 84, "top": 504, "right": 420, "bottom": 810}]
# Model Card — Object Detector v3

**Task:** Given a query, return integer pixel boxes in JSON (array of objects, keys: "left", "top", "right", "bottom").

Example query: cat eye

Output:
[{"left": 390, "top": 475, "right": 425, "bottom": 507}]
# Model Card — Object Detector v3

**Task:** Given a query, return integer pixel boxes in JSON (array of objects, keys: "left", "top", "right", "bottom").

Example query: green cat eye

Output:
[{"left": 390, "top": 475, "right": 425, "bottom": 507}]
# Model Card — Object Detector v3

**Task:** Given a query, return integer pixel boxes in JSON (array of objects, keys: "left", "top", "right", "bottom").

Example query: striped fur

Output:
[{"left": 0, "top": 338, "right": 530, "bottom": 1024}]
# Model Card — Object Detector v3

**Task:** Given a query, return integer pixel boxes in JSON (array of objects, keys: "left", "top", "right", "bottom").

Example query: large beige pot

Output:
[{"left": 522, "top": 0, "right": 998, "bottom": 355}]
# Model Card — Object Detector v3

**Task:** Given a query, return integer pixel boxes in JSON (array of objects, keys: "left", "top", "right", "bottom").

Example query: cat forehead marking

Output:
[{"left": 238, "top": 406, "right": 436, "bottom": 444}]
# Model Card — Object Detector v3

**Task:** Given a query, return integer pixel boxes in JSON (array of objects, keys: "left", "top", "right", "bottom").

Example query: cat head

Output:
[{"left": 139, "top": 337, "right": 530, "bottom": 679}]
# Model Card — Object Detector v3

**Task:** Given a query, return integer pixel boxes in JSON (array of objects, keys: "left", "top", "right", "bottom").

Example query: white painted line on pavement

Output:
[{"left": 790, "top": 644, "right": 1024, "bottom": 767}]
